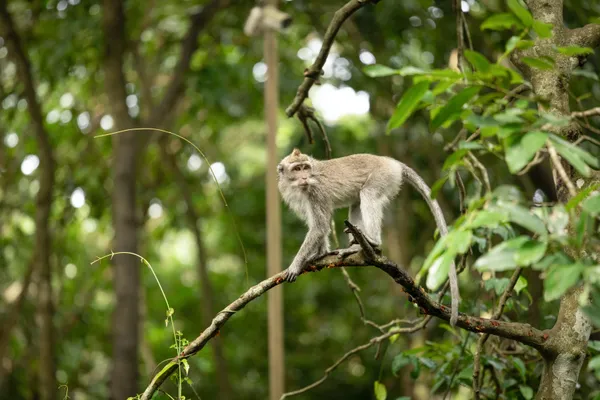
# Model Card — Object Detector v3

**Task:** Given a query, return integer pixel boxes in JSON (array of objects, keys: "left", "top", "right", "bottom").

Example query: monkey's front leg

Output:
[{"left": 284, "top": 217, "right": 330, "bottom": 282}]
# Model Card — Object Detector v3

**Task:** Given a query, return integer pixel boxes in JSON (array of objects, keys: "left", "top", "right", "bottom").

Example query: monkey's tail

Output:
[{"left": 401, "top": 165, "right": 460, "bottom": 327}]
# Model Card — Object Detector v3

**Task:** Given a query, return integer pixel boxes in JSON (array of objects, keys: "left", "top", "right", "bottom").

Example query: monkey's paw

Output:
[{"left": 282, "top": 267, "right": 303, "bottom": 282}]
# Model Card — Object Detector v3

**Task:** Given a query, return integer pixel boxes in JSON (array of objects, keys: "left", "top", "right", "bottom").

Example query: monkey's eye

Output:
[
  {"left": 302, "top": 165, "right": 310, "bottom": 171},
  {"left": 292, "top": 165, "right": 301, "bottom": 172}
]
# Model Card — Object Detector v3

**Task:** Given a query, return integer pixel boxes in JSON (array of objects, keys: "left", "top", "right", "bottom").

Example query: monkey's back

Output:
[{"left": 315, "top": 154, "right": 404, "bottom": 208}]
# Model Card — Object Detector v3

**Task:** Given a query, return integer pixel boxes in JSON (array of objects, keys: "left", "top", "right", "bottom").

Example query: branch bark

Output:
[
  {"left": 139, "top": 243, "right": 550, "bottom": 400},
  {"left": 142, "top": 0, "right": 228, "bottom": 132},
  {"left": 285, "top": 0, "right": 382, "bottom": 118},
  {"left": 0, "top": 3, "right": 57, "bottom": 399},
  {"left": 510, "top": 0, "right": 600, "bottom": 398}
]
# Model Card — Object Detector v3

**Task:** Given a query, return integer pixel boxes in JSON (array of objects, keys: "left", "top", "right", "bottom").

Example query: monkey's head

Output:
[{"left": 277, "top": 148, "right": 316, "bottom": 190}]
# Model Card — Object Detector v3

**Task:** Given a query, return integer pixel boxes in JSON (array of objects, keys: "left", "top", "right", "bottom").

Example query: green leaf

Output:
[
  {"left": 589, "top": 341, "right": 600, "bottom": 352},
  {"left": 464, "top": 50, "right": 491, "bottom": 73},
  {"left": 513, "top": 357, "right": 527, "bottom": 381},
  {"left": 544, "top": 263, "right": 585, "bottom": 301},
  {"left": 442, "top": 149, "right": 468, "bottom": 170},
  {"left": 392, "top": 354, "right": 412, "bottom": 375},
  {"left": 521, "top": 56, "right": 554, "bottom": 70},
  {"left": 533, "top": 252, "right": 571, "bottom": 270},
  {"left": 519, "top": 385, "right": 534, "bottom": 400},
  {"left": 507, "top": 0, "right": 533, "bottom": 26},
  {"left": 557, "top": 46, "right": 594, "bottom": 56},
  {"left": 583, "top": 194, "right": 600, "bottom": 216},
  {"left": 504, "top": 131, "right": 548, "bottom": 173},
  {"left": 494, "top": 108, "right": 525, "bottom": 124},
  {"left": 481, "top": 13, "right": 523, "bottom": 31},
  {"left": 374, "top": 381, "right": 387, "bottom": 400},
  {"left": 387, "top": 81, "right": 430, "bottom": 133},
  {"left": 572, "top": 69, "right": 599, "bottom": 81},
  {"left": 495, "top": 202, "right": 547, "bottom": 236},
  {"left": 485, "top": 277, "right": 510, "bottom": 295},
  {"left": 464, "top": 210, "right": 508, "bottom": 229},
  {"left": 363, "top": 64, "right": 398, "bottom": 77},
  {"left": 549, "top": 136, "right": 595, "bottom": 177},
  {"left": 514, "top": 239, "right": 547, "bottom": 266},
  {"left": 545, "top": 205, "right": 570, "bottom": 236},
  {"left": 505, "top": 36, "right": 521, "bottom": 53},
  {"left": 410, "top": 357, "right": 421, "bottom": 379},
  {"left": 566, "top": 184, "right": 600, "bottom": 210},
  {"left": 549, "top": 135, "right": 599, "bottom": 168},
  {"left": 430, "top": 174, "right": 449, "bottom": 200},
  {"left": 589, "top": 355, "right": 600, "bottom": 370},
  {"left": 445, "top": 230, "right": 473, "bottom": 254},
  {"left": 431, "top": 86, "right": 481, "bottom": 130},
  {"left": 426, "top": 251, "right": 456, "bottom": 290},
  {"left": 532, "top": 20, "right": 553, "bottom": 38},
  {"left": 474, "top": 236, "right": 529, "bottom": 272},
  {"left": 515, "top": 276, "right": 528, "bottom": 294}
]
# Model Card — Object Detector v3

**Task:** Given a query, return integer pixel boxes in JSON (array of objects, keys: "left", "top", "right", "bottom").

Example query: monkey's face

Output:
[{"left": 277, "top": 149, "right": 316, "bottom": 190}]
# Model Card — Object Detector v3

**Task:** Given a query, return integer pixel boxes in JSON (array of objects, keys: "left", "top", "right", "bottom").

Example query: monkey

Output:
[{"left": 277, "top": 148, "right": 460, "bottom": 326}]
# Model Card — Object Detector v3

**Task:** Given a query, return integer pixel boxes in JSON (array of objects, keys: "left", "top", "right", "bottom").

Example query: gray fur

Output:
[{"left": 277, "top": 149, "right": 459, "bottom": 326}]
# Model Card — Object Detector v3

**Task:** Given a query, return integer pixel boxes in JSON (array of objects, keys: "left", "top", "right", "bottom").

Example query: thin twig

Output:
[
  {"left": 517, "top": 151, "right": 546, "bottom": 176},
  {"left": 444, "top": 331, "right": 472, "bottom": 400},
  {"left": 467, "top": 152, "right": 491, "bottom": 193},
  {"left": 574, "top": 135, "right": 600, "bottom": 148},
  {"left": 285, "top": 0, "right": 381, "bottom": 117},
  {"left": 571, "top": 107, "right": 600, "bottom": 118},
  {"left": 473, "top": 267, "right": 523, "bottom": 399},
  {"left": 280, "top": 319, "right": 428, "bottom": 399},
  {"left": 139, "top": 247, "right": 548, "bottom": 399},
  {"left": 547, "top": 141, "right": 577, "bottom": 197}
]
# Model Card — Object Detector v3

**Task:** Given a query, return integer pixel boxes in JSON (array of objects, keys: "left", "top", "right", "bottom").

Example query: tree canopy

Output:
[{"left": 1, "top": 0, "right": 600, "bottom": 399}]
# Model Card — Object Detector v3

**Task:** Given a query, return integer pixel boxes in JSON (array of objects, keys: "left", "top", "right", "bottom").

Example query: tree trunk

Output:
[
  {"left": 510, "top": 0, "right": 600, "bottom": 397},
  {"left": 0, "top": 4, "right": 57, "bottom": 399},
  {"left": 102, "top": 0, "right": 140, "bottom": 398}
]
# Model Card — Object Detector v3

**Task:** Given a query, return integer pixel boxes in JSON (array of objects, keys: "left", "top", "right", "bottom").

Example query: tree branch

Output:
[
  {"left": 567, "top": 23, "right": 600, "bottom": 48},
  {"left": 139, "top": 244, "right": 549, "bottom": 399},
  {"left": 285, "top": 0, "right": 381, "bottom": 118},
  {"left": 473, "top": 267, "right": 523, "bottom": 399},
  {"left": 145, "top": 0, "right": 228, "bottom": 128},
  {"left": 572, "top": 107, "right": 600, "bottom": 118},
  {"left": 281, "top": 318, "right": 429, "bottom": 399}
]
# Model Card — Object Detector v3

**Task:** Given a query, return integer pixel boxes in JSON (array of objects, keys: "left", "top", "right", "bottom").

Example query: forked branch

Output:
[
  {"left": 140, "top": 223, "right": 549, "bottom": 399},
  {"left": 285, "top": 0, "right": 382, "bottom": 118}
]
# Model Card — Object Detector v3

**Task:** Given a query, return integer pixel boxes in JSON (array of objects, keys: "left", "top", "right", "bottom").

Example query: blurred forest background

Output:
[{"left": 1, "top": 0, "right": 600, "bottom": 399}]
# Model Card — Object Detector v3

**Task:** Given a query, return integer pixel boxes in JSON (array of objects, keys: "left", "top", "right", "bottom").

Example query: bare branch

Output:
[
  {"left": 281, "top": 319, "right": 428, "bottom": 399},
  {"left": 139, "top": 248, "right": 550, "bottom": 399},
  {"left": 572, "top": 107, "right": 600, "bottom": 118},
  {"left": 473, "top": 268, "right": 523, "bottom": 399},
  {"left": 285, "top": 0, "right": 381, "bottom": 118},
  {"left": 547, "top": 141, "right": 577, "bottom": 197},
  {"left": 145, "top": 0, "right": 228, "bottom": 128}
]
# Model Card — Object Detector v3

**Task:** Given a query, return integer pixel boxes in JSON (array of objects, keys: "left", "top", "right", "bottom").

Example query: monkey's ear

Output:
[
  {"left": 291, "top": 148, "right": 302, "bottom": 157},
  {"left": 277, "top": 164, "right": 284, "bottom": 174}
]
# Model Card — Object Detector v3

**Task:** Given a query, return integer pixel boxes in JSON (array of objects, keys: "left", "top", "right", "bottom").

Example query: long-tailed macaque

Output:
[{"left": 277, "top": 148, "right": 460, "bottom": 326}]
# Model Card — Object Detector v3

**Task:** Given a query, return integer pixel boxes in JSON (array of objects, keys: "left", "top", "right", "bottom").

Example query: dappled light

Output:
[{"left": 1, "top": 0, "right": 600, "bottom": 400}]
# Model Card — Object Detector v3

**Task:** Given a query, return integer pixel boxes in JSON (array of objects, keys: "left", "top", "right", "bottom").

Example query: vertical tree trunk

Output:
[
  {"left": 102, "top": 0, "right": 140, "bottom": 398},
  {"left": 509, "top": 0, "right": 600, "bottom": 397},
  {"left": 0, "top": 4, "right": 57, "bottom": 399}
]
